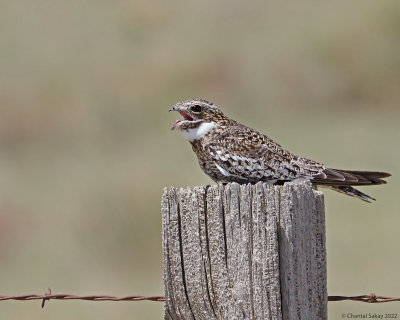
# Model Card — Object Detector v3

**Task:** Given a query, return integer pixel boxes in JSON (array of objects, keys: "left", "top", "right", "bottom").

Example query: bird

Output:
[{"left": 169, "top": 99, "right": 390, "bottom": 202}]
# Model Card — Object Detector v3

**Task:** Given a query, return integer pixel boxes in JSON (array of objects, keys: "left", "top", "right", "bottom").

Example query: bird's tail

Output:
[
  {"left": 313, "top": 169, "right": 390, "bottom": 186},
  {"left": 329, "top": 186, "right": 376, "bottom": 202},
  {"left": 313, "top": 169, "right": 390, "bottom": 202}
]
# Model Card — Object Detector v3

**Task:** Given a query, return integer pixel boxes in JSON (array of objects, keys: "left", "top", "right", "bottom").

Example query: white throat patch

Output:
[{"left": 181, "top": 121, "right": 216, "bottom": 141}]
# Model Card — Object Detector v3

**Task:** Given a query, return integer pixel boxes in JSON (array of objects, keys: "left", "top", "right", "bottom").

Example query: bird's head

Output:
[{"left": 169, "top": 99, "right": 228, "bottom": 132}]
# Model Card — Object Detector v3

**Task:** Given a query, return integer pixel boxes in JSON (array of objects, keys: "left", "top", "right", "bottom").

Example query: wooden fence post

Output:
[{"left": 161, "top": 181, "right": 327, "bottom": 320}]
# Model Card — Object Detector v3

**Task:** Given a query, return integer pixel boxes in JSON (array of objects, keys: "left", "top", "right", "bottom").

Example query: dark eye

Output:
[{"left": 191, "top": 105, "right": 202, "bottom": 113}]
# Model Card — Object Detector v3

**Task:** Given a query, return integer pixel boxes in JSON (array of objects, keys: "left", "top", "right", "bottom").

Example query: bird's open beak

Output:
[{"left": 169, "top": 106, "right": 194, "bottom": 130}]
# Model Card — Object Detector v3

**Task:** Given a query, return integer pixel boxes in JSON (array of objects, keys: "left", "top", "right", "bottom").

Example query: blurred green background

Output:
[{"left": 1, "top": 1, "right": 399, "bottom": 319}]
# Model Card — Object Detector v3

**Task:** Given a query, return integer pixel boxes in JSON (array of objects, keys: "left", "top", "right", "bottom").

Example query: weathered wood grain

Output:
[{"left": 162, "top": 181, "right": 327, "bottom": 320}]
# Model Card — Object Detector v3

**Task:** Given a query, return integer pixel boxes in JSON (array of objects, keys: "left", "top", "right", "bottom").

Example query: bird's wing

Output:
[
  {"left": 203, "top": 125, "right": 321, "bottom": 182},
  {"left": 203, "top": 128, "right": 312, "bottom": 182},
  {"left": 204, "top": 141, "right": 272, "bottom": 181}
]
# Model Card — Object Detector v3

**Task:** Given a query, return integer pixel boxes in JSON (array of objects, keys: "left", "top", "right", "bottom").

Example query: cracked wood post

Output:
[{"left": 161, "top": 181, "right": 327, "bottom": 320}]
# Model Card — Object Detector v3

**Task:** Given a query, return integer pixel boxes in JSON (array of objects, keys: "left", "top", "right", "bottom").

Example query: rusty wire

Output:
[
  {"left": 1, "top": 290, "right": 400, "bottom": 308},
  {"left": 0, "top": 289, "right": 165, "bottom": 308},
  {"left": 328, "top": 293, "right": 400, "bottom": 303}
]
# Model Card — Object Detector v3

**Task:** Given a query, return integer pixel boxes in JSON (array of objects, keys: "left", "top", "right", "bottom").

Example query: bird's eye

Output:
[{"left": 191, "top": 105, "right": 202, "bottom": 113}]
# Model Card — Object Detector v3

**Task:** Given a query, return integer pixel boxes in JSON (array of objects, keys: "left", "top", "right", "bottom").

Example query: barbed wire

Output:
[
  {"left": 1, "top": 290, "right": 399, "bottom": 308},
  {"left": 328, "top": 293, "right": 400, "bottom": 303},
  {"left": 0, "top": 289, "right": 165, "bottom": 308}
]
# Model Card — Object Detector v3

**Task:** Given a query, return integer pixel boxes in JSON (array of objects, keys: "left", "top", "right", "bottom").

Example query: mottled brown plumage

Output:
[{"left": 170, "top": 99, "right": 390, "bottom": 202}]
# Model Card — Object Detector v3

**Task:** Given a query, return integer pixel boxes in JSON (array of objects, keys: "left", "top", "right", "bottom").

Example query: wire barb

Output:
[{"left": 41, "top": 288, "right": 51, "bottom": 308}]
